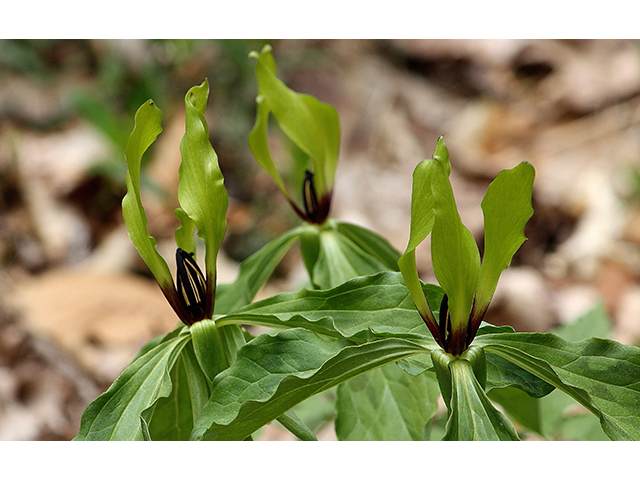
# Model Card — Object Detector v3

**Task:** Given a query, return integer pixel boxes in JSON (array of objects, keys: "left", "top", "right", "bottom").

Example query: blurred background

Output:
[{"left": 1, "top": 39, "right": 640, "bottom": 440}]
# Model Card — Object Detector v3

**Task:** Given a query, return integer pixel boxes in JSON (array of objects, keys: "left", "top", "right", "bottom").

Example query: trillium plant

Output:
[{"left": 75, "top": 45, "right": 640, "bottom": 441}]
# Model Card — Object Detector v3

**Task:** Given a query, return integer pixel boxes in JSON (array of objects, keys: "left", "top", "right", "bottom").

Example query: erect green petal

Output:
[
  {"left": 177, "top": 79, "right": 229, "bottom": 317},
  {"left": 430, "top": 157, "right": 480, "bottom": 355},
  {"left": 174, "top": 207, "right": 196, "bottom": 254},
  {"left": 471, "top": 162, "right": 535, "bottom": 334},
  {"left": 122, "top": 100, "right": 173, "bottom": 289},
  {"left": 398, "top": 136, "right": 456, "bottom": 346},
  {"left": 398, "top": 157, "right": 439, "bottom": 337}
]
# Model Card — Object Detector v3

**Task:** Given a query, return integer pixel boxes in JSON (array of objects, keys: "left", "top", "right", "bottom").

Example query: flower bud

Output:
[{"left": 176, "top": 248, "right": 206, "bottom": 323}]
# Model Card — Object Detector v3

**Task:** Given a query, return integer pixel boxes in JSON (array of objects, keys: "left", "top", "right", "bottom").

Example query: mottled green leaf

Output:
[
  {"left": 74, "top": 331, "right": 190, "bottom": 440},
  {"left": 217, "top": 272, "right": 440, "bottom": 344},
  {"left": 190, "top": 328, "right": 429, "bottom": 440},
  {"left": 477, "top": 333, "right": 640, "bottom": 440},
  {"left": 335, "top": 364, "right": 439, "bottom": 440},
  {"left": 146, "top": 340, "right": 210, "bottom": 440}
]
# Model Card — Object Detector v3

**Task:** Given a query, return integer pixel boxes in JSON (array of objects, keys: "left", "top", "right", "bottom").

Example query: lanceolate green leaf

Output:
[
  {"left": 121, "top": 100, "right": 173, "bottom": 289},
  {"left": 335, "top": 364, "right": 439, "bottom": 440},
  {"left": 74, "top": 331, "right": 190, "bottom": 440},
  {"left": 190, "top": 319, "right": 229, "bottom": 381},
  {"left": 473, "top": 162, "right": 535, "bottom": 321},
  {"left": 178, "top": 79, "right": 228, "bottom": 310},
  {"left": 477, "top": 333, "right": 640, "bottom": 440},
  {"left": 190, "top": 328, "right": 429, "bottom": 440}
]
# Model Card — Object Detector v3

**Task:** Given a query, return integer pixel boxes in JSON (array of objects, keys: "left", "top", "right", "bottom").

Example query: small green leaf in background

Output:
[
  {"left": 214, "top": 227, "right": 304, "bottom": 315},
  {"left": 487, "top": 386, "right": 542, "bottom": 435},
  {"left": 336, "top": 221, "right": 400, "bottom": 272},
  {"left": 311, "top": 226, "right": 394, "bottom": 290},
  {"left": 297, "top": 220, "right": 401, "bottom": 290},
  {"left": 335, "top": 363, "right": 439, "bottom": 440}
]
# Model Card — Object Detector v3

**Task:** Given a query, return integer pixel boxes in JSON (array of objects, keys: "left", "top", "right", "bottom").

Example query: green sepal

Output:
[
  {"left": 431, "top": 345, "right": 486, "bottom": 410},
  {"left": 431, "top": 349, "right": 455, "bottom": 409},
  {"left": 299, "top": 223, "right": 322, "bottom": 282},
  {"left": 433, "top": 344, "right": 519, "bottom": 440}
]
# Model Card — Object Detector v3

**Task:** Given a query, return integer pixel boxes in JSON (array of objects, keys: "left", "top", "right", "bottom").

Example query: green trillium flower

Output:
[
  {"left": 399, "top": 136, "right": 535, "bottom": 356},
  {"left": 248, "top": 45, "right": 340, "bottom": 225},
  {"left": 121, "top": 79, "right": 228, "bottom": 326}
]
